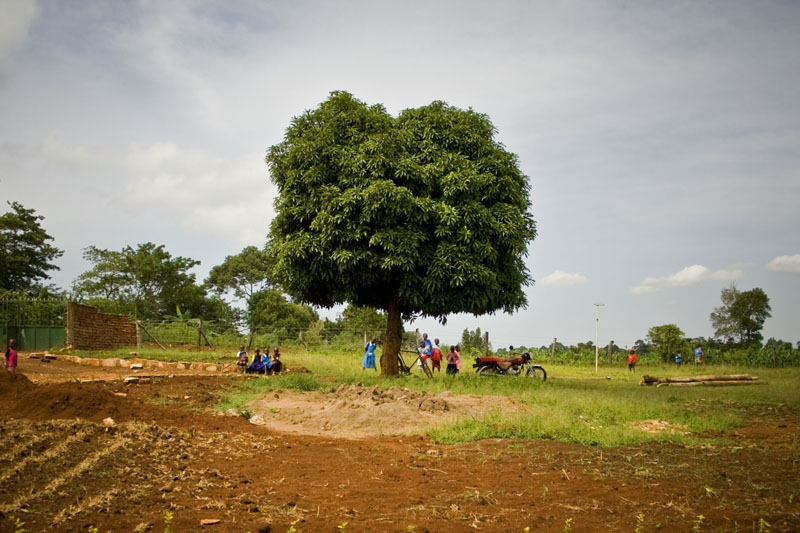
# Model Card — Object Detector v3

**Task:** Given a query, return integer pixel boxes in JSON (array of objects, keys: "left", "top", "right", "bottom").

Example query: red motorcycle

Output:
[{"left": 473, "top": 352, "right": 547, "bottom": 380}]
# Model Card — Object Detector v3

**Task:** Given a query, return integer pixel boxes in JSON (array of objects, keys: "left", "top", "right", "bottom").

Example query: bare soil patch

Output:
[
  {"left": 1, "top": 356, "right": 799, "bottom": 532},
  {"left": 248, "top": 384, "right": 527, "bottom": 438}
]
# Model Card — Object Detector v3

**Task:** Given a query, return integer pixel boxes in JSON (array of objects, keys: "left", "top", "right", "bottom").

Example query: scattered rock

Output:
[
  {"left": 101, "top": 358, "right": 120, "bottom": 368},
  {"left": 44, "top": 353, "right": 57, "bottom": 360},
  {"left": 103, "top": 417, "right": 115, "bottom": 426},
  {"left": 114, "top": 392, "right": 128, "bottom": 397},
  {"left": 130, "top": 363, "right": 144, "bottom": 370},
  {"left": 28, "top": 353, "right": 42, "bottom": 359},
  {"left": 124, "top": 377, "right": 140, "bottom": 384},
  {"left": 129, "top": 351, "right": 138, "bottom": 356},
  {"left": 200, "top": 519, "right": 221, "bottom": 526},
  {"left": 159, "top": 484, "right": 174, "bottom": 493}
]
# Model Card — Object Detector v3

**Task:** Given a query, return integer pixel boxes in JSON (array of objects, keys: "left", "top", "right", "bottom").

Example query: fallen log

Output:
[
  {"left": 657, "top": 380, "right": 766, "bottom": 388},
  {"left": 641, "top": 374, "right": 760, "bottom": 386}
]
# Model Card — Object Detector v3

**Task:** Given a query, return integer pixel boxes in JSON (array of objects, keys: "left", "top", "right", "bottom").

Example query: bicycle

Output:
[{"left": 398, "top": 349, "right": 433, "bottom": 378}]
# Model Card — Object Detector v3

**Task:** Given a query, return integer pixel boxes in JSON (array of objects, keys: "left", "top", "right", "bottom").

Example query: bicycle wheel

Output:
[{"left": 526, "top": 365, "right": 547, "bottom": 381}]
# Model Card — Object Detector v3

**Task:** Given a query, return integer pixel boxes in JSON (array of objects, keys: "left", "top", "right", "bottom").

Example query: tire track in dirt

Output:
[
  {"left": 0, "top": 432, "right": 130, "bottom": 514},
  {"left": 0, "top": 425, "right": 98, "bottom": 486}
]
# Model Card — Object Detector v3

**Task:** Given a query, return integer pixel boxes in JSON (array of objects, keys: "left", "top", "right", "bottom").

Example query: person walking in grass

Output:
[
  {"left": 431, "top": 338, "right": 443, "bottom": 373},
  {"left": 446, "top": 345, "right": 460, "bottom": 375},
  {"left": 4, "top": 338, "right": 17, "bottom": 373},
  {"left": 627, "top": 348, "right": 637, "bottom": 372},
  {"left": 362, "top": 337, "right": 377, "bottom": 371}
]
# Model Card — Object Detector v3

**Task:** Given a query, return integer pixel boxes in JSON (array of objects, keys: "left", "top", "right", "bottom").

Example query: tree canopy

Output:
[
  {"left": 0, "top": 201, "right": 63, "bottom": 292},
  {"left": 710, "top": 284, "right": 772, "bottom": 345},
  {"left": 267, "top": 91, "right": 536, "bottom": 375},
  {"left": 647, "top": 324, "right": 687, "bottom": 363},
  {"left": 247, "top": 289, "right": 318, "bottom": 341},
  {"left": 205, "top": 245, "right": 274, "bottom": 300},
  {"left": 73, "top": 242, "right": 230, "bottom": 323}
]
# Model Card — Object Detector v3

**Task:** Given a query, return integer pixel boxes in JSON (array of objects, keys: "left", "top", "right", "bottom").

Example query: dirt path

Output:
[
  {"left": 247, "top": 384, "right": 528, "bottom": 439},
  {"left": 1, "top": 358, "right": 799, "bottom": 532}
]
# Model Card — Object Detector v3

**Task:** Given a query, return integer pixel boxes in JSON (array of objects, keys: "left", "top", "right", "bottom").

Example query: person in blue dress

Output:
[
  {"left": 247, "top": 348, "right": 266, "bottom": 374},
  {"left": 362, "top": 337, "right": 377, "bottom": 371}
]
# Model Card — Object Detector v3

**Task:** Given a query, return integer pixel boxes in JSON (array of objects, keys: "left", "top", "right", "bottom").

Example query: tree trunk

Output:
[{"left": 381, "top": 295, "right": 402, "bottom": 377}]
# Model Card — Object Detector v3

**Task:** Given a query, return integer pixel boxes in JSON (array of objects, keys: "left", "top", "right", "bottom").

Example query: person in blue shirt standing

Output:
[
  {"left": 694, "top": 346, "right": 704, "bottom": 365},
  {"left": 362, "top": 337, "right": 377, "bottom": 371},
  {"left": 675, "top": 351, "right": 682, "bottom": 368}
]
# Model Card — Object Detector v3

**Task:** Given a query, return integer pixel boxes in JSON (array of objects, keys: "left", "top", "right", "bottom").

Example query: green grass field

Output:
[{"left": 64, "top": 345, "right": 800, "bottom": 447}]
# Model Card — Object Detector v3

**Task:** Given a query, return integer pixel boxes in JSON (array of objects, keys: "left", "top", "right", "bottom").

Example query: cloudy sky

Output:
[{"left": 2, "top": 0, "right": 799, "bottom": 349}]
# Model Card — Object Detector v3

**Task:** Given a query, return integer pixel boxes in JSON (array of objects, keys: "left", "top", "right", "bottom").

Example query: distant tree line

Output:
[{"left": 2, "top": 200, "right": 797, "bottom": 365}]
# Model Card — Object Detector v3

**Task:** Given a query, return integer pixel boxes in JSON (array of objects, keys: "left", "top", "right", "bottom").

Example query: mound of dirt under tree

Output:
[{"left": 247, "top": 384, "right": 529, "bottom": 438}]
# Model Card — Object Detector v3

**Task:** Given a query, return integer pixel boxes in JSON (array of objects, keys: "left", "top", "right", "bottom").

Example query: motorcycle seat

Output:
[{"left": 477, "top": 356, "right": 526, "bottom": 366}]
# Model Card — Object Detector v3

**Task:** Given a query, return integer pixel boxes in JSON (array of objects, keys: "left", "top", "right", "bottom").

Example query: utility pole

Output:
[{"left": 594, "top": 303, "right": 604, "bottom": 374}]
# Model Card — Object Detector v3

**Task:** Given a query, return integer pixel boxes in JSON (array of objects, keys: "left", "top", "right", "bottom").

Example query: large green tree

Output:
[
  {"left": 205, "top": 245, "right": 274, "bottom": 300},
  {"left": 0, "top": 201, "right": 63, "bottom": 292},
  {"left": 247, "top": 289, "right": 318, "bottom": 341},
  {"left": 267, "top": 92, "right": 536, "bottom": 375},
  {"left": 647, "top": 324, "right": 687, "bottom": 363},
  {"left": 710, "top": 284, "right": 772, "bottom": 345},
  {"left": 73, "top": 242, "right": 229, "bottom": 323}
]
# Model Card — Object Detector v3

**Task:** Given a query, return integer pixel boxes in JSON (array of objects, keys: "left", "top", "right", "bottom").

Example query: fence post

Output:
[
  {"left": 551, "top": 337, "right": 557, "bottom": 358},
  {"left": 483, "top": 331, "right": 489, "bottom": 355}
]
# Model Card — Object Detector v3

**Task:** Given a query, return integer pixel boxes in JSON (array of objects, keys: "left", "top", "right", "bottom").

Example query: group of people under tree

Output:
[
  {"left": 237, "top": 345, "right": 282, "bottom": 375},
  {"left": 362, "top": 332, "right": 462, "bottom": 375}
]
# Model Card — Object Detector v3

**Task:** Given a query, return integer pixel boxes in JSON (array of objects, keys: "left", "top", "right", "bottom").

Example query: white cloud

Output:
[
  {"left": 766, "top": 254, "right": 800, "bottom": 274},
  {"left": 540, "top": 270, "right": 588, "bottom": 286},
  {"left": 630, "top": 264, "right": 744, "bottom": 294},
  {"left": 0, "top": 0, "right": 39, "bottom": 73},
  {"left": 38, "top": 135, "right": 273, "bottom": 246}
]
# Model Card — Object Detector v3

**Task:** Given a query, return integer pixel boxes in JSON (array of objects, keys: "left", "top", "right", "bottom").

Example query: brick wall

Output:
[{"left": 66, "top": 302, "right": 137, "bottom": 350}]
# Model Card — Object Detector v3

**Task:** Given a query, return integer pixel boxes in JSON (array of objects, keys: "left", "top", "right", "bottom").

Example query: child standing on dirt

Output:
[
  {"left": 431, "top": 339, "right": 443, "bottom": 373},
  {"left": 4, "top": 338, "right": 17, "bottom": 373},
  {"left": 236, "top": 345, "right": 248, "bottom": 373},
  {"left": 627, "top": 348, "right": 637, "bottom": 372},
  {"left": 446, "top": 345, "right": 459, "bottom": 375}
]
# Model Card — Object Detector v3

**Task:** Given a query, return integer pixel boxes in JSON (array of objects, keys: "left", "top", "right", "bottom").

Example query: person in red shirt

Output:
[
  {"left": 627, "top": 348, "right": 637, "bottom": 372},
  {"left": 431, "top": 338, "right": 443, "bottom": 372}
]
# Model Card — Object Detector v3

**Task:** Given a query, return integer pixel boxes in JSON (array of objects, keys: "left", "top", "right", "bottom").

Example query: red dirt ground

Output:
[{"left": 1, "top": 356, "right": 799, "bottom": 532}]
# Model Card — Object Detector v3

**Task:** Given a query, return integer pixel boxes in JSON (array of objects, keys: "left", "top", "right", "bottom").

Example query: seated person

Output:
[
  {"left": 271, "top": 347, "right": 282, "bottom": 374},
  {"left": 247, "top": 348, "right": 266, "bottom": 374},
  {"left": 236, "top": 345, "right": 248, "bottom": 373}
]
